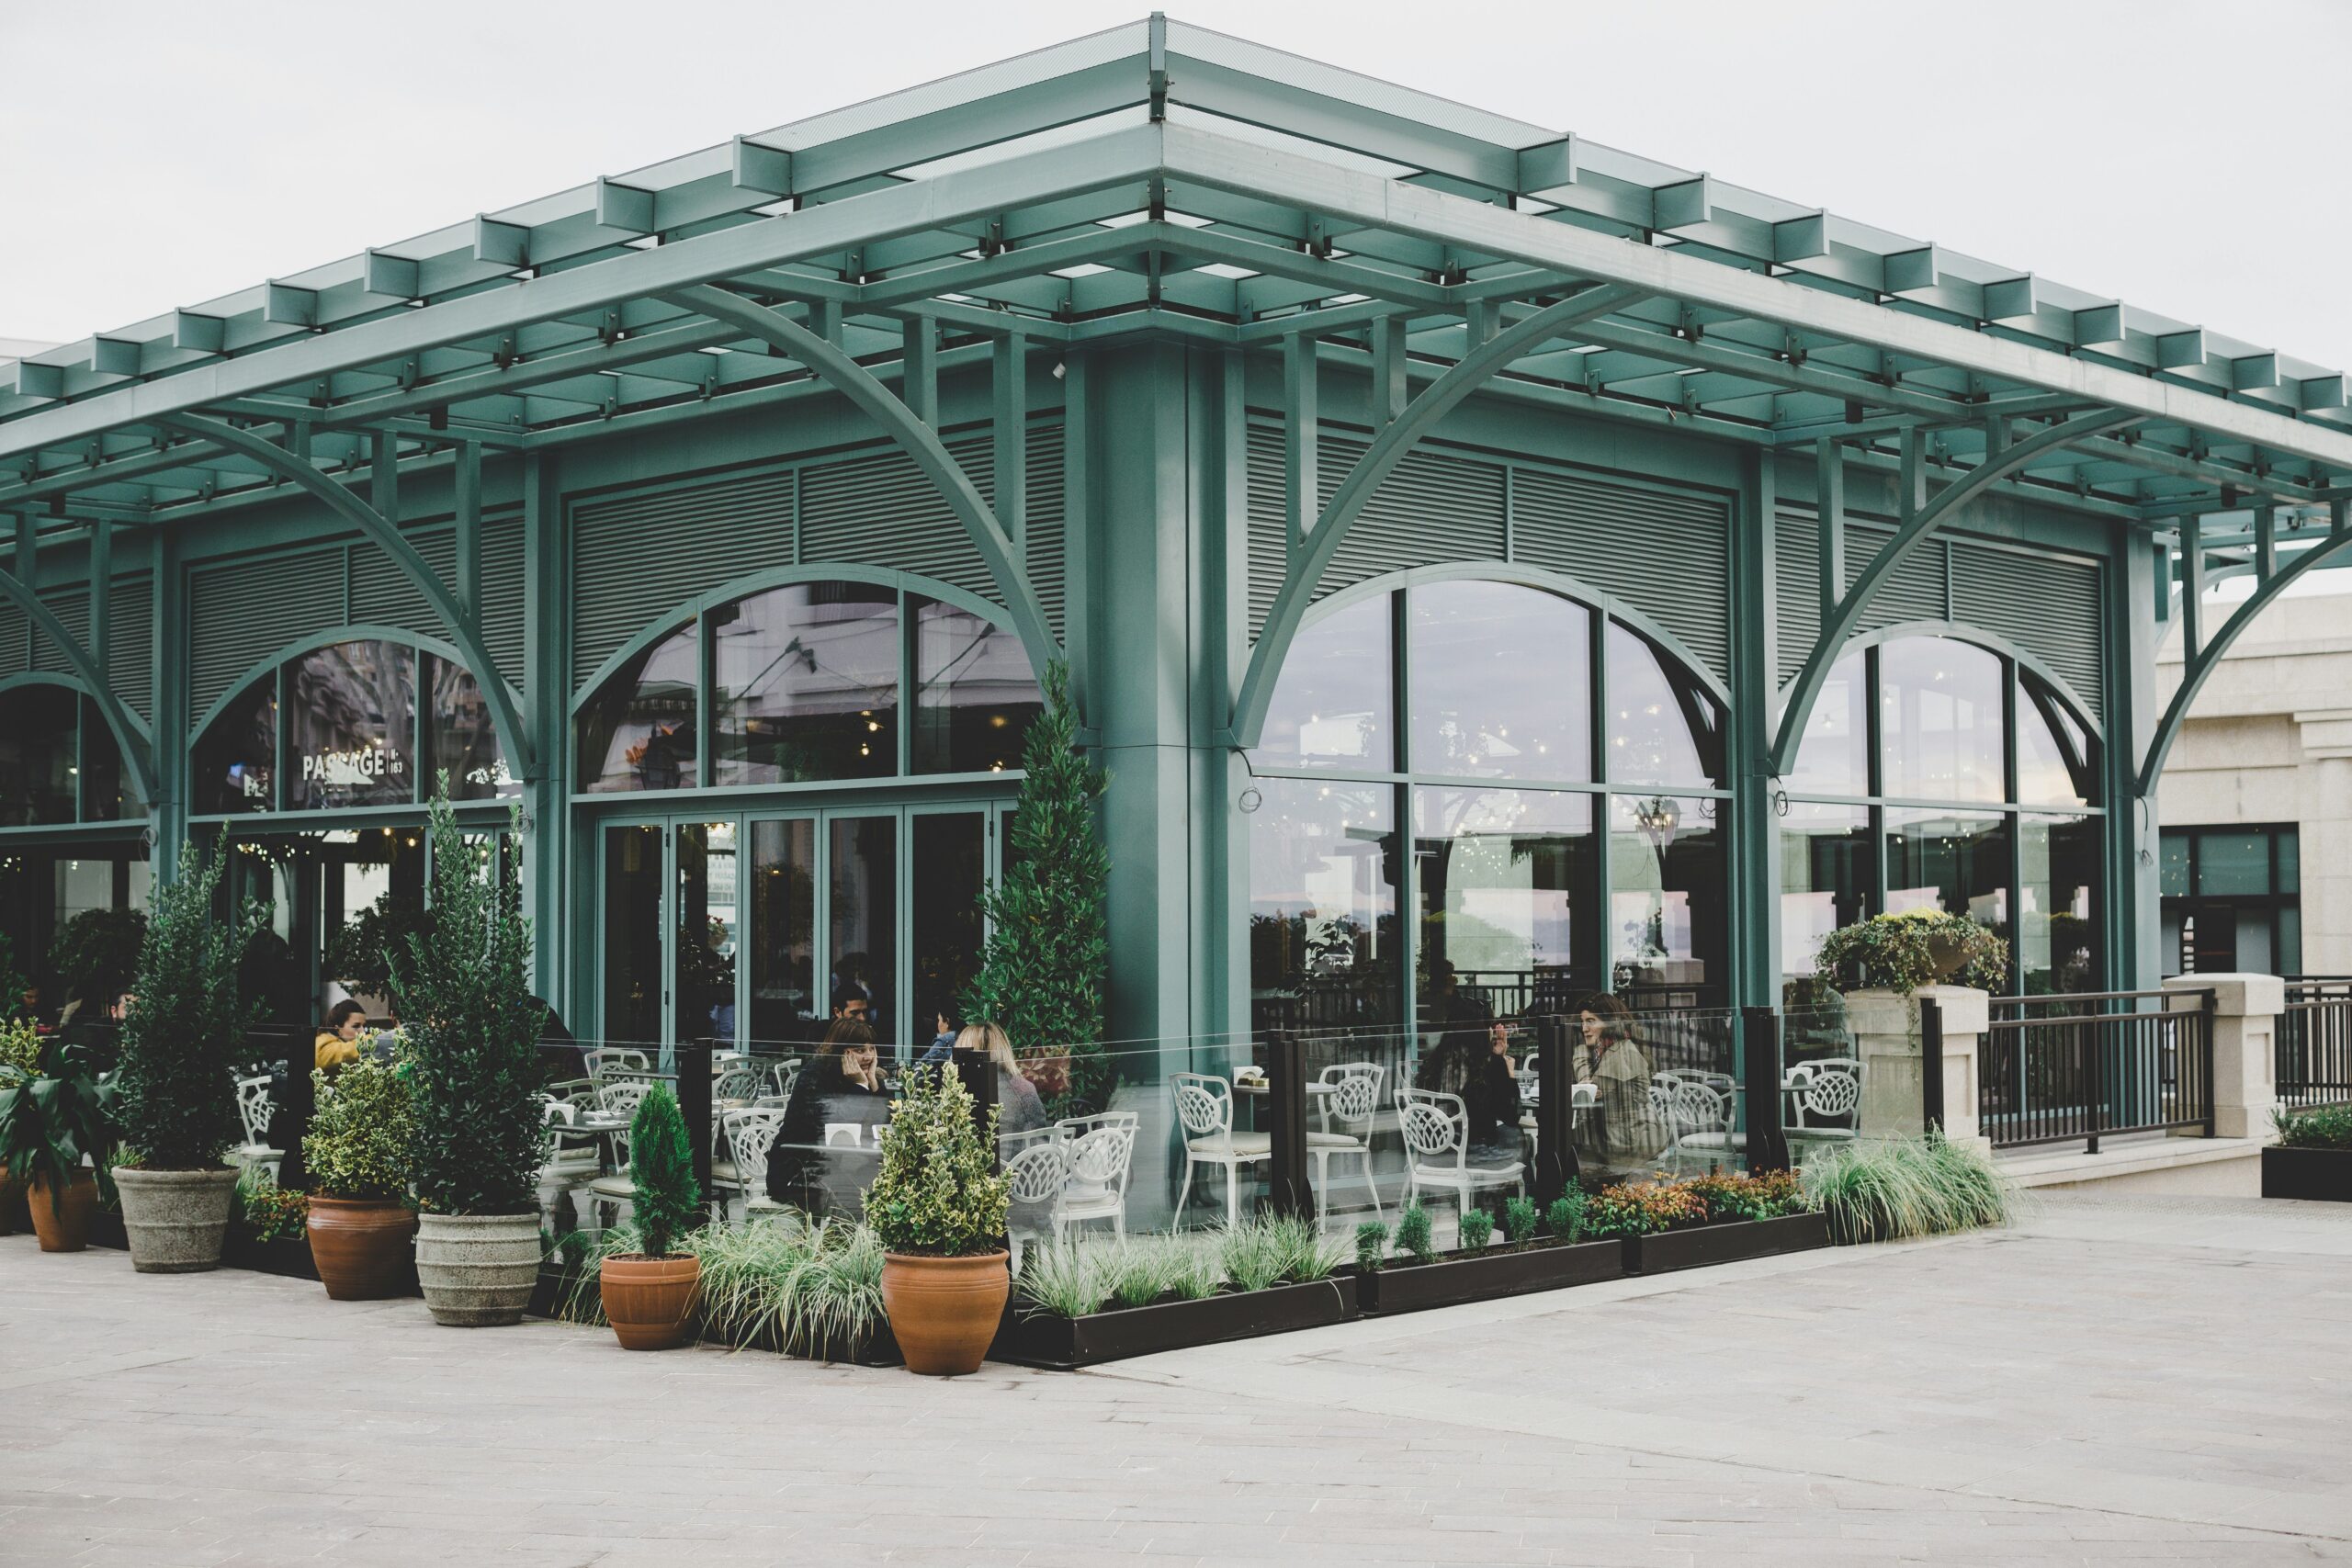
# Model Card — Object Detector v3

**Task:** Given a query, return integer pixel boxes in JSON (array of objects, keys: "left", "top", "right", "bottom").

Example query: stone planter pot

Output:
[
  {"left": 113, "top": 1166, "right": 238, "bottom": 1272},
  {"left": 307, "top": 1196, "right": 419, "bottom": 1300},
  {"left": 601, "top": 1253, "right": 703, "bottom": 1350},
  {"left": 28, "top": 1169, "right": 97, "bottom": 1252},
  {"left": 1925, "top": 931, "right": 1967, "bottom": 980},
  {"left": 881, "top": 1251, "right": 1009, "bottom": 1376},
  {"left": 414, "top": 1212, "right": 543, "bottom": 1326}
]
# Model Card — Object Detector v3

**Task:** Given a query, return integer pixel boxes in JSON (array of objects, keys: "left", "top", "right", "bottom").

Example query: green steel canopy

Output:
[{"left": 6, "top": 13, "right": 2348, "bottom": 765}]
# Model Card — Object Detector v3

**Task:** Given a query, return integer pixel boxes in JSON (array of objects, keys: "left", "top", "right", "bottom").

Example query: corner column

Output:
[
  {"left": 1845, "top": 985, "right": 1991, "bottom": 1153},
  {"left": 2162, "top": 972, "right": 2282, "bottom": 1140}
]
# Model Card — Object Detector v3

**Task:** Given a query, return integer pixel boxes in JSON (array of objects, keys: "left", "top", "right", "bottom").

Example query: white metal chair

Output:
[
  {"left": 537, "top": 1099, "right": 602, "bottom": 1227},
  {"left": 1054, "top": 1111, "right": 1138, "bottom": 1244},
  {"left": 1171, "top": 1072, "right": 1271, "bottom": 1228},
  {"left": 1002, "top": 1128, "right": 1068, "bottom": 1273},
  {"left": 1398, "top": 1087, "right": 1522, "bottom": 1216},
  {"left": 582, "top": 1046, "right": 651, "bottom": 1087},
  {"left": 715, "top": 1107, "right": 787, "bottom": 1222},
  {"left": 584, "top": 1080, "right": 653, "bottom": 1226},
  {"left": 1792, "top": 1064, "right": 1861, "bottom": 1142},
  {"left": 712, "top": 1065, "right": 763, "bottom": 1104},
  {"left": 1306, "top": 1063, "right": 1385, "bottom": 1224},
  {"left": 232, "top": 1074, "right": 282, "bottom": 1181},
  {"left": 1658, "top": 1079, "right": 1736, "bottom": 1174}
]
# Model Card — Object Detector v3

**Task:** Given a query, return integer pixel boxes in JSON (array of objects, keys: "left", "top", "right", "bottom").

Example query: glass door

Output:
[
  {"left": 675, "top": 820, "right": 740, "bottom": 1045},
  {"left": 600, "top": 821, "right": 667, "bottom": 1051}
]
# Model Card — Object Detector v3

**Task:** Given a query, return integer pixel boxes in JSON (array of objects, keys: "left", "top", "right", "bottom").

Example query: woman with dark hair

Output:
[
  {"left": 1571, "top": 992, "right": 1665, "bottom": 1168},
  {"left": 770, "top": 1020, "right": 888, "bottom": 1213},
  {"left": 313, "top": 998, "right": 369, "bottom": 1071}
]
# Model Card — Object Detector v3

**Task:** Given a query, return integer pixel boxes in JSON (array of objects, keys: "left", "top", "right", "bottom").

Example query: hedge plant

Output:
[
  {"left": 304, "top": 1057, "right": 416, "bottom": 1202},
  {"left": 114, "top": 841, "right": 262, "bottom": 1171},
  {"left": 864, "top": 1063, "right": 1007, "bottom": 1257}
]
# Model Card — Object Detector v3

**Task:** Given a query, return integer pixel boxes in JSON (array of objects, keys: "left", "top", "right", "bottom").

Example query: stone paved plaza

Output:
[{"left": 4, "top": 1192, "right": 2349, "bottom": 1565}]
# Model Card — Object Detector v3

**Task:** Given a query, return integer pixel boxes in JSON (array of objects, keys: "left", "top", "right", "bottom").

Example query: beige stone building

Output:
[{"left": 2156, "top": 590, "right": 2352, "bottom": 978}]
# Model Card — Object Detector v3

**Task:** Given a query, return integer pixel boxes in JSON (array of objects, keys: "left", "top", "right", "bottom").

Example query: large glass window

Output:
[
  {"left": 579, "top": 621, "right": 699, "bottom": 795},
  {"left": 1885, "top": 807, "right": 2011, "bottom": 939},
  {"left": 1880, "top": 637, "right": 2006, "bottom": 803},
  {"left": 1607, "top": 623, "right": 1724, "bottom": 789},
  {"left": 713, "top": 584, "right": 898, "bottom": 785},
  {"left": 1408, "top": 581, "right": 1591, "bottom": 782},
  {"left": 424, "top": 654, "right": 518, "bottom": 800},
  {"left": 747, "top": 818, "right": 818, "bottom": 1044},
  {"left": 1610, "top": 794, "right": 1727, "bottom": 1006},
  {"left": 2158, "top": 824, "right": 2299, "bottom": 979},
  {"left": 286, "top": 641, "right": 416, "bottom": 810},
  {"left": 1250, "top": 778, "right": 1401, "bottom": 1033},
  {"left": 1415, "top": 787, "right": 1592, "bottom": 1027},
  {"left": 1786, "top": 651, "right": 1867, "bottom": 797},
  {"left": 912, "top": 596, "right": 1040, "bottom": 774},
  {"left": 0, "top": 685, "right": 80, "bottom": 827},
  {"left": 1779, "top": 803, "right": 1871, "bottom": 987},
  {"left": 194, "top": 678, "right": 278, "bottom": 815},
  {"left": 1256, "top": 593, "right": 1392, "bottom": 772},
  {"left": 2019, "top": 813, "right": 2100, "bottom": 994}
]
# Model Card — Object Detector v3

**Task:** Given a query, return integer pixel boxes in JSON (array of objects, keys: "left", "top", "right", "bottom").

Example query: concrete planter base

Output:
[
  {"left": 414, "top": 1213, "right": 543, "bottom": 1325},
  {"left": 112, "top": 1167, "right": 239, "bottom": 1273}
]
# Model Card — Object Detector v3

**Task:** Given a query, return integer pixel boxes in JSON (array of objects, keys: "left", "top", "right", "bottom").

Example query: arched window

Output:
[
  {"left": 0, "top": 682, "right": 144, "bottom": 827},
  {"left": 189, "top": 637, "right": 516, "bottom": 815},
  {"left": 1246, "top": 579, "right": 1729, "bottom": 1033},
  {"left": 574, "top": 581, "right": 1041, "bottom": 794},
  {"left": 1779, "top": 634, "right": 2103, "bottom": 996}
]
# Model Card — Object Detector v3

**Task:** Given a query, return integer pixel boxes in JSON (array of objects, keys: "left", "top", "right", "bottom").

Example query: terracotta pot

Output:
[
  {"left": 413, "top": 1212, "right": 542, "bottom": 1326},
  {"left": 880, "top": 1251, "right": 1009, "bottom": 1376},
  {"left": 113, "top": 1166, "right": 238, "bottom": 1272},
  {"left": 307, "top": 1195, "right": 418, "bottom": 1300},
  {"left": 28, "top": 1170, "right": 96, "bottom": 1252},
  {"left": 600, "top": 1253, "right": 703, "bottom": 1350}
]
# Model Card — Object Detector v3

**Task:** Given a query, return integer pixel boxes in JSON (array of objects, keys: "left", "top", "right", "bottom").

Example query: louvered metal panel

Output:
[
  {"left": 31, "top": 589, "right": 89, "bottom": 676},
  {"left": 349, "top": 525, "right": 458, "bottom": 645},
  {"left": 1510, "top": 467, "right": 1731, "bottom": 680},
  {"left": 1024, "top": 422, "right": 1068, "bottom": 641},
  {"left": 1316, "top": 434, "right": 1508, "bottom": 602},
  {"left": 1775, "top": 507, "right": 1823, "bottom": 687},
  {"left": 1244, "top": 421, "right": 1287, "bottom": 637},
  {"left": 189, "top": 547, "right": 348, "bottom": 717},
  {"left": 1845, "top": 521, "right": 1949, "bottom": 632},
  {"left": 0, "top": 604, "right": 23, "bottom": 680},
  {"left": 571, "top": 466, "right": 797, "bottom": 687},
  {"left": 477, "top": 510, "right": 525, "bottom": 687},
  {"left": 799, "top": 432, "right": 999, "bottom": 605},
  {"left": 108, "top": 577, "right": 153, "bottom": 720},
  {"left": 1952, "top": 541, "right": 2105, "bottom": 719}
]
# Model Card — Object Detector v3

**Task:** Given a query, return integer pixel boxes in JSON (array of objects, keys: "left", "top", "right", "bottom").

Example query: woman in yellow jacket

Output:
[{"left": 314, "top": 998, "right": 369, "bottom": 1071}]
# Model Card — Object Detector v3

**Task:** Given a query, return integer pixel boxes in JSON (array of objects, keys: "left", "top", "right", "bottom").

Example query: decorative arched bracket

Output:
[
  {"left": 1227, "top": 282, "right": 1645, "bottom": 749},
  {"left": 155, "top": 413, "right": 536, "bottom": 781},
  {"left": 2138, "top": 516, "right": 2352, "bottom": 795},
  {"left": 1768, "top": 408, "right": 2143, "bottom": 776},
  {"left": 0, "top": 565, "right": 156, "bottom": 802},
  {"left": 663, "top": 285, "right": 1061, "bottom": 679}
]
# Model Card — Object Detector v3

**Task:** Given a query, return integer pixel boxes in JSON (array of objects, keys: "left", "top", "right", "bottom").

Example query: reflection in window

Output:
[
  {"left": 1787, "top": 651, "right": 1868, "bottom": 797},
  {"left": 78, "top": 699, "right": 145, "bottom": 822},
  {"left": 193, "top": 677, "right": 277, "bottom": 814},
  {"left": 1885, "top": 807, "right": 2012, "bottom": 945},
  {"left": 1415, "top": 786, "right": 1591, "bottom": 1026},
  {"left": 2016, "top": 682, "right": 2096, "bottom": 808},
  {"left": 910, "top": 812, "right": 989, "bottom": 1038},
  {"left": 2020, "top": 813, "right": 2100, "bottom": 993},
  {"left": 1607, "top": 623, "right": 1724, "bottom": 788},
  {"left": 1409, "top": 581, "right": 1590, "bottom": 781},
  {"left": 424, "top": 655, "right": 518, "bottom": 800},
  {"left": 1608, "top": 794, "right": 1726, "bottom": 1008},
  {"left": 286, "top": 642, "right": 415, "bottom": 810},
  {"left": 712, "top": 585, "right": 898, "bottom": 785},
  {"left": 1778, "top": 803, "right": 1871, "bottom": 985},
  {"left": 1880, "top": 637, "right": 2005, "bottom": 803},
  {"left": 0, "top": 685, "right": 79, "bottom": 827},
  {"left": 1256, "top": 593, "right": 1393, "bottom": 772},
  {"left": 748, "top": 818, "right": 818, "bottom": 1045},
  {"left": 830, "top": 815, "right": 897, "bottom": 1043},
  {"left": 578, "top": 620, "right": 698, "bottom": 793},
  {"left": 1250, "top": 778, "right": 1400, "bottom": 1033},
  {"left": 913, "top": 596, "right": 1039, "bottom": 774}
]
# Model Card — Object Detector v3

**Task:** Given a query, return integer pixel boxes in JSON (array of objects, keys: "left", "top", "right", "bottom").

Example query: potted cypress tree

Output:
[
  {"left": 111, "top": 841, "right": 262, "bottom": 1272},
  {"left": 599, "top": 1083, "right": 703, "bottom": 1349},
  {"left": 303, "top": 1056, "right": 420, "bottom": 1300},
  {"left": 391, "top": 784, "right": 549, "bottom": 1326},
  {"left": 865, "top": 1064, "right": 1011, "bottom": 1375}
]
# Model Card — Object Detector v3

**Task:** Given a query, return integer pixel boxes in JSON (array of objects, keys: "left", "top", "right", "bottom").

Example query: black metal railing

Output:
[
  {"left": 2278, "top": 978, "right": 2352, "bottom": 1109},
  {"left": 1981, "top": 989, "right": 2216, "bottom": 1153}
]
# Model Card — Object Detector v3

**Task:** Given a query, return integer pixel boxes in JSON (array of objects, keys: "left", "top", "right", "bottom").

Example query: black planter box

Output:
[
  {"left": 1357, "top": 1238, "right": 1623, "bottom": 1315},
  {"left": 2262, "top": 1145, "right": 2352, "bottom": 1201},
  {"left": 1623, "top": 1211, "right": 1831, "bottom": 1274},
  {"left": 997, "top": 1275, "right": 1359, "bottom": 1370},
  {"left": 221, "top": 1225, "right": 323, "bottom": 1282},
  {"left": 87, "top": 1208, "right": 127, "bottom": 1250}
]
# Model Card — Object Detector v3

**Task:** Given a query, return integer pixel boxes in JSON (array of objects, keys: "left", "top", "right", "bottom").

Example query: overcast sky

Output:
[{"left": 5, "top": 0, "right": 2350, "bottom": 376}]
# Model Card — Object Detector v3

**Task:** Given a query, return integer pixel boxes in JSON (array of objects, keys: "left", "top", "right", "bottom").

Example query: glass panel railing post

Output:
[
  {"left": 1263, "top": 1028, "right": 1310, "bottom": 1220},
  {"left": 676, "top": 1037, "right": 713, "bottom": 1201},
  {"left": 1532, "top": 1015, "right": 1576, "bottom": 1201},
  {"left": 1741, "top": 1006, "right": 1790, "bottom": 1174}
]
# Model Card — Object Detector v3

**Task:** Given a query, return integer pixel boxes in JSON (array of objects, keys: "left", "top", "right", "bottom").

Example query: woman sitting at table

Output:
[
  {"left": 1571, "top": 992, "right": 1666, "bottom": 1168},
  {"left": 952, "top": 1021, "right": 1047, "bottom": 1135},
  {"left": 769, "top": 1020, "right": 888, "bottom": 1212},
  {"left": 313, "top": 999, "right": 369, "bottom": 1072}
]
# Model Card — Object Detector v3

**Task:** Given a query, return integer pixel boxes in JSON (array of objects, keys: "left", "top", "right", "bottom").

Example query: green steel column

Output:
[
  {"left": 521, "top": 451, "right": 568, "bottom": 1012},
  {"left": 151, "top": 525, "right": 186, "bottom": 880},
  {"left": 1090, "top": 341, "right": 1199, "bottom": 1055},
  {"left": 2106, "top": 519, "right": 2160, "bottom": 988},
  {"left": 1200, "top": 346, "right": 1252, "bottom": 1049},
  {"left": 1727, "top": 446, "right": 1780, "bottom": 1009}
]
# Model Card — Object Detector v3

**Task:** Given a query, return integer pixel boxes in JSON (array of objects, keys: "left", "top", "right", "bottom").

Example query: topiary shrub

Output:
[
  {"left": 390, "top": 785, "right": 548, "bottom": 1216},
  {"left": 303, "top": 1058, "right": 416, "bottom": 1202},
  {"left": 1353, "top": 1219, "right": 1388, "bottom": 1272},
  {"left": 1501, "top": 1195, "right": 1538, "bottom": 1245},
  {"left": 114, "top": 841, "right": 263, "bottom": 1171},
  {"left": 1395, "top": 1201, "right": 1434, "bottom": 1264},
  {"left": 1457, "top": 1209, "right": 1494, "bottom": 1248},
  {"left": 1544, "top": 1192, "right": 1587, "bottom": 1242},
  {"left": 627, "top": 1083, "right": 702, "bottom": 1258},
  {"left": 864, "top": 1058, "right": 1008, "bottom": 1257}
]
